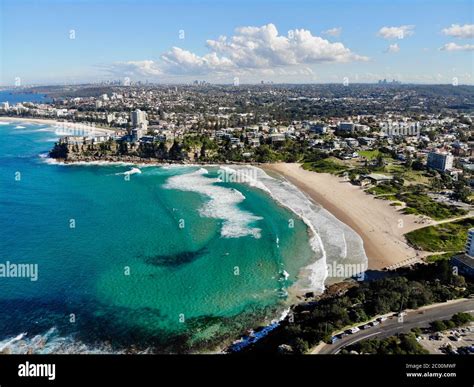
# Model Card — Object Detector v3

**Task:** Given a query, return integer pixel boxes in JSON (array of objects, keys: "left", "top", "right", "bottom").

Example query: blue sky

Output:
[{"left": 0, "top": 0, "right": 473, "bottom": 84}]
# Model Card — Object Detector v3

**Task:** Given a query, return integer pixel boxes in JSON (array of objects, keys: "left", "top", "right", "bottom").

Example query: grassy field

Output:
[
  {"left": 381, "top": 164, "right": 432, "bottom": 185},
  {"left": 302, "top": 158, "right": 348, "bottom": 174},
  {"left": 399, "top": 192, "right": 468, "bottom": 220},
  {"left": 405, "top": 217, "right": 474, "bottom": 252},
  {"left": 400, "top": 169, "right": 432, "bottom": 185},
  {"left": 358, "top": 150, "right": 382, "bottom": 160},
  {"left": 384, "top": 163, "right": 405, "bottom": 173},
  {"left": 426, "top": 252, "right": 459, "bottom": 263},
  {"left": 366, "top": 183, "right": 399, "bottom": 196}
]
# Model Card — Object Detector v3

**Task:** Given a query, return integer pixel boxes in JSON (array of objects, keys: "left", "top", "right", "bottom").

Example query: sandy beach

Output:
[
  {"left": 0, "top": 116, "right": 116, "bottom": 135},
  {"left": 264, "top": 163, "right": 431, "bottom": 270}
]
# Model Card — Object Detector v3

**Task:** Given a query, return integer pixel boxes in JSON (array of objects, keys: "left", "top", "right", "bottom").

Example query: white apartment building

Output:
[
  {"left": 131, "top": 109, "right": 148, "bottom": 131},
  {"left": 427, "top": 151, "right": 454, "bottom": 172}
]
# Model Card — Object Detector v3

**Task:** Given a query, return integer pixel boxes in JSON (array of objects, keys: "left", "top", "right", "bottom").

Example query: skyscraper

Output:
[
  {"left": 130, "top": 109, "right": 148, "bottom": 139},
  {"left": 131, "top": 109, "right": 148, "bottom": 130},
  {"left": 427, "top": 151, "right": 454, "bottom": 172}
]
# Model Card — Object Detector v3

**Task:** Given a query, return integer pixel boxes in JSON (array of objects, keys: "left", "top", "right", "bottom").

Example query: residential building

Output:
[
  {"left": 131, "top": 128, "right": 144, "bottom": 141},
  {"left": 131, "top": 109, "right": 148, "bottom": 133},
  {"left": 338, "top": 122, "right": 354, "bottom": 132},
  {"left": 269, "top": 133, "right": 286, "bottom": 143},
  {"left": 248, "top": 138, "right": 261, "bottom": 147},
  {"left": 309, "top": 123, "right": 327, "bottom": 134},
  {"left": 466, "top": 228, "right": 474, "bottom": 257},
  {"left": 427, "top": 151, "right": 454, "bottom": 172}
]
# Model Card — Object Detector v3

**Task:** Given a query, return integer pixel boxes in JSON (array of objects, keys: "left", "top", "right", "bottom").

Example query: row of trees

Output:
[{"left": 241, "top": 261, "right": 471, "bottom": 354}]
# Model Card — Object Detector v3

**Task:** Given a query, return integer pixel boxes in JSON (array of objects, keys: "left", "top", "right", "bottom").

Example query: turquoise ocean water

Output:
[{"left": 0, "top": 121, "right": 317, "bottom": 353}]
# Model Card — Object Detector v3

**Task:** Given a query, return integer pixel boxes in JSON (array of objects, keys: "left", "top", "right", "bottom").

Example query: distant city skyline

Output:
[{"left": 0, "top": 0, "right": 473, "bottom": 85}]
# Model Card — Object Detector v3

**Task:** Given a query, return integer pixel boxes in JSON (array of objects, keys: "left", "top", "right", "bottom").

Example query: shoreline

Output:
[
  {"left": 263, "top": 163, "right": 429, "bottom": 270},
  {"left": 0, "top": 116, "right": 116, "bottom": 135},
  {"left": 219, "top": 165, "right": 367, "bottom": 294}
]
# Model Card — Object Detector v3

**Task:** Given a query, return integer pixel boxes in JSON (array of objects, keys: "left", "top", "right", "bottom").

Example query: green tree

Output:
[
  {"left": 293, "top": 338, "right": 309, "bottom": 354},
  {"left": 452, "top": 312, "right": 474, "bottom": 326},
  {"left": 430, "top": 320, "right": 447, "bottom": 332}
]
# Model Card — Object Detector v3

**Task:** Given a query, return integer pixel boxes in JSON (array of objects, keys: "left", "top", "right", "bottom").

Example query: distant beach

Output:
[
  {"left": 264, "top": 163, "right": 430, "bottom": 270},
  {"left": 0, "top": 116, "right": 116, "bottom": 136}
]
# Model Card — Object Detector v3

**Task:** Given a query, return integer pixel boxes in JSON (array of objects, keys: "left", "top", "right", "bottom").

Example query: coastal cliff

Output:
[{"left": 49, "top": 138, "right": 190, "bottom": 163}]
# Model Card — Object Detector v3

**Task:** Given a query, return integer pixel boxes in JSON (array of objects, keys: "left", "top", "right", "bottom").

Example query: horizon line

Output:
[{"left": 1, "top": 82, "right": 474, "bottom": 88}]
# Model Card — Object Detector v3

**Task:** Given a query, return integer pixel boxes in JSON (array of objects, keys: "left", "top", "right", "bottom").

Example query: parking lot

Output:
[{"left": 419, "top": 323, "right": 474, "bottom": 354}]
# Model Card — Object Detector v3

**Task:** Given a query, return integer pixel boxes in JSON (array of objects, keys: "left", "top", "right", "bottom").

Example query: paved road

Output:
[{"left": 315, "top": 298, "right": 474, "bottom": 354}]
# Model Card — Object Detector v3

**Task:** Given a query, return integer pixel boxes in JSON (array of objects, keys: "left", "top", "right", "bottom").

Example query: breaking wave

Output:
[
  {"left": 164, "top": 168, "right": 262, "bottom": 238},
  {"left": 116, "top": 167, "right": 142, "bottom": 176},
  {"left": 219, "top": 166, "right": 368, "bottom": 293},
  {"left": 0, "top": 327, "right": 147, "bottom": 354}
]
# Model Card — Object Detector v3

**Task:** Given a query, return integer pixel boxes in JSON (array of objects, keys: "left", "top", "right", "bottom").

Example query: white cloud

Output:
[
  {"left": 377, "top": 25, "right": 415, "bottom": 39},
  {"left": 386, "top": 43, "right": 400, "bottom": 53},
  {"left": 202, "top": 24, "right": 367, "bottom": 69},
  {"left": 161, "top": 47, "right": 234, "bottom": 74},
  {"left": 442, "top": 24, "right": 474, "bottom": 38},
  {"left": 105, "top": 24, "right": 367, "bottom": 79},
  {"left": 322, "top": 27, "right": 342, "bottom": 37},
  {"left": 103, "top": 60, "right": 162, "bottom": 77},
  {"left": 440, "top": 42, "right": 474, "bottom": 51}
]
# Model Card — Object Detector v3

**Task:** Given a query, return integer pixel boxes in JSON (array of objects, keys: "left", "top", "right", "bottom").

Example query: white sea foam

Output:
[
  {"left": 0, "top": 121, "right": 11, "bottom": 125},
  {"left": 116, "top": 167, "right": 142, "bottom": 176},
  {"left": 272, "top": 307, "right": 291, "bottom": 324},
  {"left": 0, "top": 328, "right": 140, "bottom": 354},
  {"left": 62, "top": 160, "right": 135, "bottom": 167},
  {"left": 38, "top": 154, "right": 67, "bottom": 165},
  {"left": 0, "top": 332, "right": 27, "bottom": 352},
  {"left": 17, "top": 128, "right": 52, "bottom": 133},
  {"left": 164, "top": 168, "right": 262, "bottom": 239},
  {"left": 37, "top": 137, "right": 60, "bottom": 143},
  {"left": 219, "top": 166, "right": 368, "bottom": 293}
]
